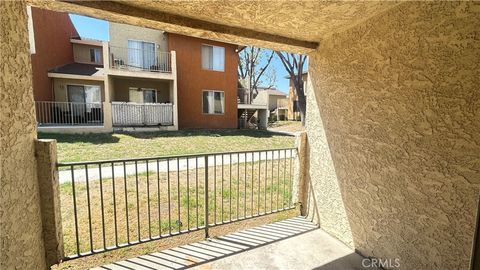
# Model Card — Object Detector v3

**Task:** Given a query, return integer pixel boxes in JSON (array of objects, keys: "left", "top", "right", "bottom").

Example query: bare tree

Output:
[
  {"left": 275, "top": 52, "right": 307, "bottom": 125},
  {"left": 238, "top": 46, "right": 276, "bottom": 103}
]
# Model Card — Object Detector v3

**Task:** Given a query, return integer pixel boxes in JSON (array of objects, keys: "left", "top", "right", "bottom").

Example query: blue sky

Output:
[{"left": 69, "top": 14, "right": 303, "bottom": 93}]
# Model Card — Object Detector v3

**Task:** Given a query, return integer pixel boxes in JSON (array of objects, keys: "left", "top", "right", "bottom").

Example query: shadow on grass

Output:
[
  {"left": 38, "top": 129, "right": 293, "bottom": 144},
  {"left": 38, "top": 132, "right": 121, "bottom": 144},
  {"left": 124, "top": 129, "right": 293, "bottom": 139}
]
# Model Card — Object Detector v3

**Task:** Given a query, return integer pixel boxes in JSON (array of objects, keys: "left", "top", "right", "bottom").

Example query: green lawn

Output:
[{"left": 39, "top": 129, "right": 295, "bottom": 163}]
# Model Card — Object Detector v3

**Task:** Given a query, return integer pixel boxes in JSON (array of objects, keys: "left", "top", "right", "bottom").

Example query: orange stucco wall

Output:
[
  {"left": 30, "top": 7, "right": 77, "bottom": 101},
  {"left": 168, "top": 34, "right": 238, "bottom": 129}
]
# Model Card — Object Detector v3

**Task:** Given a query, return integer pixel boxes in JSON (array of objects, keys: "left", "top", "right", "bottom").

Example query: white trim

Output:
[
  {"left": 70, "top": 38, "right": 103, "bottom": 47},
  {"left": 48, "top": 72, "right": 105, "bottom": 81},
  {"left": 26, "top": 6, "right": 36, "bottom": 54}
]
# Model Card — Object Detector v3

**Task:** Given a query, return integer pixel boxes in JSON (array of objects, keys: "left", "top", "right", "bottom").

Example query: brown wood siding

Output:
[
  {"left": 30, "top": 7, "right": 78, "bottom": 101},
  {"left": 168, "top": 34, "right": 238, "bottom": 129}
]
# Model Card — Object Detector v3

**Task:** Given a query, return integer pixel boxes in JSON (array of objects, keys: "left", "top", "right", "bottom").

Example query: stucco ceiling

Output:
[
  {"left": 31, "top": 1, "right": 401, "bottom": 53},
  {"left": 121, "top": 1, "right": 399, "bottom": 43}
]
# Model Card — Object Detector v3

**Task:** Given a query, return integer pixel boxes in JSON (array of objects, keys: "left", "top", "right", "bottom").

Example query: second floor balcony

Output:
[{"left": 109, "top": 45, "right": 172, "bottom": 74}]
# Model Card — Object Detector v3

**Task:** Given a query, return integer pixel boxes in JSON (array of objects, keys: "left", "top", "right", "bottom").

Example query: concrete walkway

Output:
[
  {"left": 93, "top": 217, "right": 375, "bottom": 270},
  {"left": 59, "top": 150, "right": 296, "bottom": 184}
]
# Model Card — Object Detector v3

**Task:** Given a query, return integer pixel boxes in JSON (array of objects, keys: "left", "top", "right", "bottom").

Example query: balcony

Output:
[
  {"left": 35, "top": 101, "right": 104, "bottom": 126},
  {"left": 112, "top": 102, "right": 174, "bottom": 127},
  {"left": 109, "top": 46, "right": 173, "bottom": 78}
]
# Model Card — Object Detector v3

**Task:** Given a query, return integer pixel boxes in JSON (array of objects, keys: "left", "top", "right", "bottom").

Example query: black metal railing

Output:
[{"left": 57, "top": 148, "right": 297, "bottom": 260}]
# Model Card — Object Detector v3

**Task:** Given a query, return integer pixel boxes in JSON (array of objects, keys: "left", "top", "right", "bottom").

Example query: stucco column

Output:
[
  {"left": 293, "top": 132, "right": 309, "bottom": 215},
  {"left": 102, "top": 75, "right": 113, "bottom": 132},
  {"left": 102, "top": 41, "right": 109, "bottom": 70},
  {"left": 170, "top": 50, "right": 179, "bottom": 130},
  {"left": 35, "top": 139, "right": 64, "bottom": 267},
  {"left": 102, "top": 42, "right": 113, "bottom": 132},
  {"left": 1, "top": 1, "right": 47, "bottom": 269},
  {"left": 257, "top": 109, "right": 268, "bottom": 130}
]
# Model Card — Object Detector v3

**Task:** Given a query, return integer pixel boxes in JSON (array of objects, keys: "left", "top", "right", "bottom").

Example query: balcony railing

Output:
[
  {"left": 112, "top": 102, "right": 174, "bottom": 127},
  {"left": 35, "top": 101, "right": 104, "bottom": 126},
  {"left": 110, "top": 46, "right": 172, "bottom": 73},
  {"left": 57, "top": 148, "right": 297, "bottom": 259}
]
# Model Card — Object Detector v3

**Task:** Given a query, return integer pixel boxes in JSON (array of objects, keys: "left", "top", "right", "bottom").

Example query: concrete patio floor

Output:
[{"left": 93, "top": 217, "right": 373, "bottom": 270}]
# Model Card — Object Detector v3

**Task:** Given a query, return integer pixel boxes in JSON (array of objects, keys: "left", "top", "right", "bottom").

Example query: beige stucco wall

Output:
[
  {"left": 305, "top": 2, "right": 480, "bottom": 269},
  {"left": 252, "top": 91, "right": 268, "bottom": 106},
  {"left": 109, "top": 22, "right": 168, "bottom": 65},
  {"left": 268, "top": 95, "right": 286, "bottom": 111},
  {"left": 53, "top": 78, "right": 105, "bottom": 102},
  {"left": 73, "top": 43, "right": 104, "bottom": 65},
  {"left": 253, "top": 92, "right": 287, "bottom": 111},
  {"left": 0, "top": 1, "right": 47, "bottom": 269}
]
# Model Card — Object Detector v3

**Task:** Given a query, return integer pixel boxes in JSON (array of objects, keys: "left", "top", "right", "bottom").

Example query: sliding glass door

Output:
[{"left": 128, "top": 40, "right": 156, "bottom": 70}]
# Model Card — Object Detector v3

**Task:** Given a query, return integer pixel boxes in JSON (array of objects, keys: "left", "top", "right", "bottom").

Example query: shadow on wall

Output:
[
  {"left": 312, "top": 253, "right": 379, "bottom": 270},
  {"left": 303, "top": 2, "right": 480, "bottom": 269},
  {"left": 302, "top": 68, "right": 355, "bottom": 249}
]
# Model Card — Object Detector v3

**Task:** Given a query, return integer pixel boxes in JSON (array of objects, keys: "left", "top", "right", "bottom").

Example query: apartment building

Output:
[
  {"left": 31, "top": 10, "right": 238, "bottom": 132},
  {"left": 277, "top": 72, "right": 308, "bottom": 121}
]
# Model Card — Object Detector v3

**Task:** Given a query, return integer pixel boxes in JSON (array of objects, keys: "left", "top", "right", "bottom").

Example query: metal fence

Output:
[
  {"left": 110, "top": 46, "right": 172, "bottom": 73},
  {"left": 112, "top": 102, "right": 174, "bottom": 126},
  {"left": 36, "top": 101, "right": 103, "bottom": 126},
  {"left": 57, "top": 148, "right": 297, "bottom": 260}
]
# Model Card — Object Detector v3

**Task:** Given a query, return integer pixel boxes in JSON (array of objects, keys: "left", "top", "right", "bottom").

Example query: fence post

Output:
[
  {"left": 293, "top": 132, "right": 309, "bottom": 216},
  {"left": 204, "top": 155, "right": 209, "bottom": 238},
  {"left": 35, "top": 139, "right": 64, "bottom": 267}
]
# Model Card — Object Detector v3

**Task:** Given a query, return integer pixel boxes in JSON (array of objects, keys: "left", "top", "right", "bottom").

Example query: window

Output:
[
  {"left": 128, "top": 40, "right": 156, "bottom": 69},
  {"left": 143, "top": 89, "right": 157, "bottom": 103},
  {"left": 90, "top": 48, "right": 101, "bottom": 63},
  {"left": 202, "top": 45, "right": 225, "bottom": 71},
  {"left": 129, "top": 87, "right": 157, "bottom": 103},
  {"left": 67, "top": 85, "right": 101, "bottom": 112},
  {"left": 203, "top": 90, "right": 225, "bottom": 114}
]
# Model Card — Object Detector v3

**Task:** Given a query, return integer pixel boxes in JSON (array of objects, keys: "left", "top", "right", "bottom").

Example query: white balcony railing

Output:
[
  {"left": 110, "top": 46, "right": 172, "bottom": 73},
  {"left": 112, "top": 102, "right": 173, "bottom": 126},
  {"left": 35, "top": 101, "right": 104, "bottom": 126}
]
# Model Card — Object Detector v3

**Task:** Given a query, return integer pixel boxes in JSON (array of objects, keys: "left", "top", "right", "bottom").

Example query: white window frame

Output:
[
  {"left": 202, "top": 90, "right": 225, "bottom": 115},
  {"left": 201, "top": 44, "right": 225, "bottom": 72}
]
